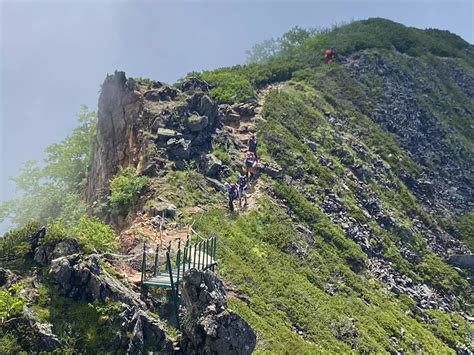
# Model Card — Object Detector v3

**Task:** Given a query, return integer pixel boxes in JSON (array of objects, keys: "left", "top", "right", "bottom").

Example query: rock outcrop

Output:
[
  {"left": 179, "top": 269, "right": 256, "bottom": 355},
  {"left": 85, "top": 72, "right": 221, "bottom": 204},
  {"left": 85, "top": 71, "right": 143, "bottom": 203}
]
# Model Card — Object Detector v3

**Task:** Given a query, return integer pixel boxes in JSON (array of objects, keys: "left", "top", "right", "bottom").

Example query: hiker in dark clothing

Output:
[
  {"left": 248, "top": 135, "right": 258, "bottom": 160},
  {"left": 237, "top": 171, "right": 249, "bottom": 208},
  {"left": 224, "top": 182, "right": 239, "bottom": 212}
]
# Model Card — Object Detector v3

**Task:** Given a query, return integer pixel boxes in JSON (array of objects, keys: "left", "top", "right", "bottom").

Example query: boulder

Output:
[
  {"left": 34, "top": 245, "right": 54, "bottom": 266},
  {"left": 167, "top": 138, "right": 191, "bottom": 160},
  {"left": 137, "top": 158, "right": 165, "bottom": 177},
  {"left": 50, "top": 254, "right": 144, "bottom": 308},
  {"left": 180, "top": 270, "right": 256, "bottom": 355},
  {"left": 156, "top": 128, "right": 182, "bottom": 141},
  {"left": 218, "top": 105, "right": 241, "bottom": 124},
  {"left": 231, "top": 102, "right": 256, "bottom": 117},
  {"left": 52, "top": 239, "right": 81, "bottom": 260},
  {"left": 200, "top": 154, "right": 222, "bottom": 177},
  {"left": 258, "top": 161, "right": 282, "bottom": 179},
  {"left": 187, "top": 114, "right": 209, "bottom": 132},
  {"left": 180, "top": 77, "right": 212, "bottom": 93},
  {"left": 206, "top": 177, "right": 225, "bottom": 192},
  {"left": 34, "top": 239, "right": 80, "bottom": 266},
  {"left": 2, "top": 307, "right": 62, "bottom": 351},
  {"left": 188, "top": 92, "right": 218, "bottom": 126},
  {"left": 146, "top": 202, "right": 177, "bottom": 218},
  {"left": 143, "top": 86, "right": 178, "bottom": 101},
  {"left": 304, "top": 139, "right": 317, "bottom": 151}
]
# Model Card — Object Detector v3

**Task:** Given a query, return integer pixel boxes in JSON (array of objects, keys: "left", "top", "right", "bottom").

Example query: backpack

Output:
[
  {"left": 249, "top": 138, "right": 257, "bottom": 152},
  {"left": 245, "top": 153, "right": 255, "bottom": 168},
  {"left": 237, "top": 176, "right": 247, "bottom": 189},
  {"left": 229, "top": 184, "right": 239, "bottom": 199}
]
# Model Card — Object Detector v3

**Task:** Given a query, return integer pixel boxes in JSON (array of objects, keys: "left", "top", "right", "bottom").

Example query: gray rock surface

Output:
[
  {"left": 146, "top": 202, "right": 177, "bottom": 218},
  {"left": 180, "top": 269, "right": 256, "bottom": 355},
  {"left": 34, "top": 239, "right": 80, "bottom": 266},
  {"left": 85, "top": 71, "right": 143, "bottom": 203},
  {"left": 50, "top": 254, "right": 145, "bottom": 308},
  {"left": 200, "top": 154, "right": 223, "bottom": 177},
  {"left": 0, "top": 267, "right": 19, "bottom": 288},
  {"left": 187, "top": 115, "right": 209, "bottom": 132}
]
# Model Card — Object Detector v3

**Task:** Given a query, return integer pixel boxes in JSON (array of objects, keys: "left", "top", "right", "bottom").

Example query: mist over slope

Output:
[{"left": 1, "top": 18, "right": 473, "bottom": 353}]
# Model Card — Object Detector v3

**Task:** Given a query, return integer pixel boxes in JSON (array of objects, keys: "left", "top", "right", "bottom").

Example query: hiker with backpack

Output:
[
  {"left": 237, "top": 171, "right": 249, "bottom": 208},
  {"left": 244, "top": 151, "right": 257, "bottom": 181},
  {"left": 224, "top": 182, "right": 239, "bottom": 212},
  {"left": 248, "top": 135, "right": 258, "bottom": 161},
  {"left": 323, "top": 48, "right": 334, "bottom": 63}
]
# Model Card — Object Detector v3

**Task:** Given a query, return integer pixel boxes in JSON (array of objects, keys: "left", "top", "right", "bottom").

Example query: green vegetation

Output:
[
  {"left": 109, "top": 166, "right": 149, "bottom": 214},
  {"left": 0, "top": 105, "right": 95, "bottom": 228},
  {"left": 193, "top": 200, "right": 471, "bottom": 353},
  {"left": 417, "top": 253, "right": 468, "bottom": 293},
  {"left": 0, "top": 216, "right": 116, "bottom": 264},
  {"left": 0, "top": 221, "right": 42, "bottom": 263},
  {"left": 71, "top": 216, "right": 117, "bottom": 253},
  {"left": 247, "top": 18, "right": 474, "bottom": 66},
  {"left": 200, "top": 68, "right": 255, "bottom": 103},
  {"left": 34, "top": 283, "right": 123, "bottom": 352},
  {"left": 0, "top": 284, "right": 25, "bottom": 323},
  {"left": 1, "top": 18, "right": 473, "bottom": 353},
  {"left": 151, "top": 170, "right": 222, "bottom": 212}
]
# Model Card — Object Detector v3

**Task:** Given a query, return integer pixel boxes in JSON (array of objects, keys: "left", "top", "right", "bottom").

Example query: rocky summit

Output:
[{"left": 1, "top": 18, "right": 473, "bottom": 354}]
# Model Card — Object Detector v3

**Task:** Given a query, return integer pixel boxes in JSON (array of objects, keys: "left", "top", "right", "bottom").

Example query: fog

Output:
[{"left": 1, "top": 0, "right": 472, "bottom": 233}]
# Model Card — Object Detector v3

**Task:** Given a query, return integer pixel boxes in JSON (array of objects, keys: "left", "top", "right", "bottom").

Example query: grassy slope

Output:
[
  {"left": 172, "top": 20, "right": 474, "bottom": 352},
  {"left": 186, "top": 80, "right": 471, "bottom": 352}
]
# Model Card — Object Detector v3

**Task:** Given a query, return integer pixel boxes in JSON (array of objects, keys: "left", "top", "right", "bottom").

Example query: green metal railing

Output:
[
  {"left": 141, "top": 235, "right": 218, "bottom": 286},
  {"left": 140, "top": 233, "right": 218, "bottom": 328}
]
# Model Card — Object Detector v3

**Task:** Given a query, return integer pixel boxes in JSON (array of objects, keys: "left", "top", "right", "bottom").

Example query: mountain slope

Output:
[{"left": 1, "top": 18, "right": 473, "bottom": 353}]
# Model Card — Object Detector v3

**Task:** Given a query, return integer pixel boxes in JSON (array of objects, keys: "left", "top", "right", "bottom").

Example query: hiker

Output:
[
  {"left": 323, "top": 48, "right": 334, "bottom": 63},
  {"left": 244, "top": 151, "right": 257, "bottom": 180},
  {"left": 248, "top": 134, "right": 258, "bottom": 161},
  {"left": 224, "top": 182, "right": 239, "bottom": 212},
  {"left": 237, "top": 171, "right": 248, "bottom": 208}
]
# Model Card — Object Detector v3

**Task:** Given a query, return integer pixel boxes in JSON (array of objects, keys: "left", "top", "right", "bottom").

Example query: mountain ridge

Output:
[{"left": 1, "top": 18, "right": 473, "bottom": 353}]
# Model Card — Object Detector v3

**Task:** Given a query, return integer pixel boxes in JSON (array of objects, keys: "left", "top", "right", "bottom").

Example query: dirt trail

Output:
[
  {"left": 118, "top": 83, "right": 287, "bottom": 283},
  {"left": 224, "top": 82, "right": 287, "bottom": 212},
  {"left": 117, "top": 214, "right": 192, "bottom": 285}
]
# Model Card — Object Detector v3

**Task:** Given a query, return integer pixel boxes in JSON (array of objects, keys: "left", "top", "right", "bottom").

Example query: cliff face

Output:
[
  {"left": 85, "top": 72, "right": 221, "bottom": 205},
  {"left": 85, "top": 72, "right": 143, "bottom": 203}
]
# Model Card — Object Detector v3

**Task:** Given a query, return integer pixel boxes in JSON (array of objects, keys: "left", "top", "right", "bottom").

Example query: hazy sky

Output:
[{"left": 1, "top": 0, "right": 473, "bottom": 207}]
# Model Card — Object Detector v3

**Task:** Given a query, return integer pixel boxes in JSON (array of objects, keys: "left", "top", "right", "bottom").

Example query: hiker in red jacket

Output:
[{"left": 324, "top": 48, "right": 334, "bottom": 63}]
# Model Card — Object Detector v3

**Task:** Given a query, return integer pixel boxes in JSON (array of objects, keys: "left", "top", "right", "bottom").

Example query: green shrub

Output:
[
  {"left": 0, "top": 333, "right": 22, "bottom": 353},
  {"left": 39, "top": 219, "right": 68, "bottom": 246},
  {"left": 200, "top": 68, "right": 255, "bottom": 103},
  {"left": 71, "top": 216, "right": 116, "bottom": 253},
  {"left": 45, "top": 285, "right": 123, "bottom": 352},
  {"left": 109, "top": 166, "right": 149, "bottom": 214},
  {"left": 0, "top": 221, "right": 40, "bottom": 261},
  {"left": 0, "top": 284, "right": 25, "bottom": 323},
  {"left": 417, "top": 253, "right": 468, "bottom": 293}
]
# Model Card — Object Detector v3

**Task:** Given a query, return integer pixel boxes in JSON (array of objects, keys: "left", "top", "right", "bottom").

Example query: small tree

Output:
[{"left": 0, "top": 105, "right": 96, "bottom": 228}]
